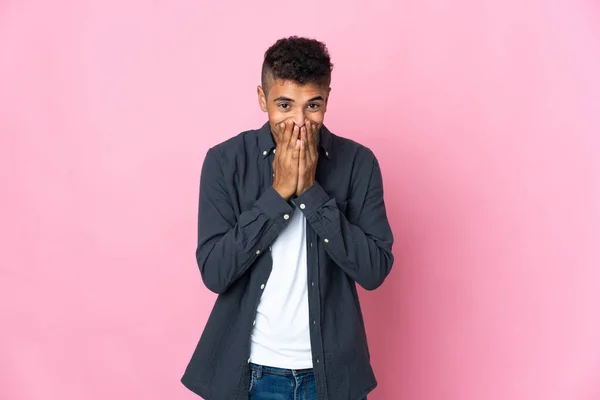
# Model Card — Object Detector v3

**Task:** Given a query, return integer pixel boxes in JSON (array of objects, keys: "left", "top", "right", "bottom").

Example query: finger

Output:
[
  {"left": 307, "top": 122, "right": 318, "bottom": 160},
  {"left": 276, "top": 122, "right": 286, "bottom": 152},
  {"left": 290, "top": 124, "right": 300, "bottom": 150},
  {"left": 283, "top": 120, "right": 293, "bottom": 149},
  {"left": 299, "top": 126, "right": 307, "bottom": 163},
  {"left": 300, "top": 125, "right": 307, "bottom": 145},
  {"left": 299, "top": 137, "right": 306, "bottom": 170},
  {"left": 292, "top": 124, "right": 301, "bottom": 161},
  {"left": 274, "top": 122, "right": 284, "bottom": 152},
  {"left": 292, "top": 140, "right": 300, "bottom": 161},
  {"left": 304, "top": 120, "right": 312, "bottom": 145}
]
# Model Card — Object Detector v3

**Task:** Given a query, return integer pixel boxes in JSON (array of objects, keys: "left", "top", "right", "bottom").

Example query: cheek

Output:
[
  {"left": 306, "top": 112, "right": 324, "bottom": 123},
  {"left": 308, "top": 114, "right": 325, "bottom": 128},
  {"left": 267, "top": 109, "right": 288, "bottom": 125}
]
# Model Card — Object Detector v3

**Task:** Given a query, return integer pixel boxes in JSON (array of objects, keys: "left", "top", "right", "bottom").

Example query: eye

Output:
[
  {"left": 278, "top": 103, "right": 291, "bottom": 110},
  {"left": 307, "top": 103, "right": 321, "bottom": 110}
]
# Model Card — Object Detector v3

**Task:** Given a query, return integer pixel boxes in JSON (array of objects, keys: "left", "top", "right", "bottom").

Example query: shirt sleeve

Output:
[
  {"left": 195, "top": 147, "right": 294, "bottom": 294},
  {"left": 295, "top": 152, "right": 394, "bottom": 290}
]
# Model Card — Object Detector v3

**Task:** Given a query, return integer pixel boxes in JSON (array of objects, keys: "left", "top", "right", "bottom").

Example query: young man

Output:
[{"left": 181, "top": 36, "right": 394, "bottom": 400}]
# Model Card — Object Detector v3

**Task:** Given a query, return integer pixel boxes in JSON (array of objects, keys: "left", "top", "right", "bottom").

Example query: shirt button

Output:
[
  {"left": 248, "top": 358, "right": 251, "bottom": 364},
  {"left": 310, "top": 242, "right": 313, "bottom": 248},
  {"left": 313, "top": 320, "right": 316, "bottom": 325},
  {"left": 273, "top": 149, "right": 276, "bottom": 153},
  {"left": 324, "top": 238, "right": 329, "bottom": 243},
  {"left": 269, "top": 246, "right": 272, "bottom": 251},
  {"left": 284, "top": 214, "right": 290, "bottom": 220},
  {"left": 253, "top": 320, "right": 256, "bottom": 326},
  {"left": 260, "top": 284, "right": 265, "bottom": 290},
  {"left": 263, "top": 150, "right": 268, "bottom": 156},
  {"left": 299, "top": 204, "right": 306, "bottom": 210},
  {"left": 311, "top": 282, "right": 315, "bottom": 286},
  {"left": 256, "top": 250, "right": 260, "bottom": 255},
  {"left": 325, "top": 151, "right": 329, "bottom": 157},
  {"left": 316, "top": 359, "right": 320, "bottom": 363}
]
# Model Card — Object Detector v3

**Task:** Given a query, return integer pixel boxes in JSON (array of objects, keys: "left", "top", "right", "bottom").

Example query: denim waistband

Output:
[{"left": 249, "top": 363, "right": 313, "bottom": 378}]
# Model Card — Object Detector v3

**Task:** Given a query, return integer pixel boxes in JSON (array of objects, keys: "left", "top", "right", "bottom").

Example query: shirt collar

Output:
[{"left": 257, "top": 122, "right": 333, "bottom": 159}]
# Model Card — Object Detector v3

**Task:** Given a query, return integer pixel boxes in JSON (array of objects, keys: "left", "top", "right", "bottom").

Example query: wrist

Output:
[{"left": 273, "top": 184, "right": 294, "bottom": 201}]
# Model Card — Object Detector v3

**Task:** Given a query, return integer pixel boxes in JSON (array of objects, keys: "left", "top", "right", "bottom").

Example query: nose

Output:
[{"left": 292, "top": 112, "right": 307, "bottom": 128}]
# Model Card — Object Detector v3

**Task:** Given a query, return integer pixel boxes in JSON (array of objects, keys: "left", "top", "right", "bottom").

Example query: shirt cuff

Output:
[
  {"left": 294, "top": 182, "right": 332, "bottom": 218},
  {"left": 255, "top": 186, "right": 296, "bottom": 223}
]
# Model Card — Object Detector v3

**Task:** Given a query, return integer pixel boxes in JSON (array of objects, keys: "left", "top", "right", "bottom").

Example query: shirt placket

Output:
[{"left": 306, "top": 215, "right": 328, "bottom": 399}]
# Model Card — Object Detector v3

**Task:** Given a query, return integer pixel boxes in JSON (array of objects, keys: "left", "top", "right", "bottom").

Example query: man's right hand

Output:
[{"left": 272, "top": 120, "right": 300, "bottom": 200}]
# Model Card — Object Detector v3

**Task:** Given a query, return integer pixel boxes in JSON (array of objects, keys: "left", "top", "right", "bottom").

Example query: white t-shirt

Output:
[{"left": 249, "top": 207, "right": 313, "bottom": 369}]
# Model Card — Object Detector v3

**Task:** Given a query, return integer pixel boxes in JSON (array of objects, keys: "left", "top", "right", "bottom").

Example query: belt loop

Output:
[{"left": 256, "top": 364, "right": 263, "bottom": 379}]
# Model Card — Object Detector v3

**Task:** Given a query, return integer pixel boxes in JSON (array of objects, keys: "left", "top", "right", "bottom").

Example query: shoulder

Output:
[
  {"left": 208, "top": 128, "right": 261, "bottom": 160},
  {"left": 329, "top": 130, "right": 378, "bottom": 166},
  {"left": 200, "top": 126, "right": 267, "bottom": 176}
]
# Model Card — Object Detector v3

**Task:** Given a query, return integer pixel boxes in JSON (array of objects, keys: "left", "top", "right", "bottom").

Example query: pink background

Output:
[{"left": 1, "top": 1, "right": 600, "bottom": 399}]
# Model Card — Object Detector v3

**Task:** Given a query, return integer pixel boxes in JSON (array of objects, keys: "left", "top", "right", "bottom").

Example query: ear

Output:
[
  {"left": 257, "top": 85, "right": 268, "bottom": 112},
  {"left": 323, "top": 87, "right": 331, "bottom": 112}
]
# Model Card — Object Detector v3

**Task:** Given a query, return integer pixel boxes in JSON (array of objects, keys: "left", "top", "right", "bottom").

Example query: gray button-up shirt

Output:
[{"left": 181, "top": 122, "right": 394, "bottom": 400}]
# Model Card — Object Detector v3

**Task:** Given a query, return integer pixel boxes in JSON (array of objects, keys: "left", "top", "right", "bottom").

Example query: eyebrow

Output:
[{"left": 273, "top": 96, "right": 325, "bottom": 102}]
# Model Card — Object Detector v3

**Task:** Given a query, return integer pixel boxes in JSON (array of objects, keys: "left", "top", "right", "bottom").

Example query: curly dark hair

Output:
[{"left": 261, "top": 36, "right": 333, "bottom": 95}]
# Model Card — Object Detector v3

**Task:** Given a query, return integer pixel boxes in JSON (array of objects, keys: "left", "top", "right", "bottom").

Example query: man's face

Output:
[{"left": 257, "top": 79, "right": 330, "bottom": 143}]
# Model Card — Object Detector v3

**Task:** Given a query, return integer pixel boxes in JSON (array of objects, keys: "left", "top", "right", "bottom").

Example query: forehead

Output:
[{"left": 267, "top": 79, "right": 328, "bottom": 101}]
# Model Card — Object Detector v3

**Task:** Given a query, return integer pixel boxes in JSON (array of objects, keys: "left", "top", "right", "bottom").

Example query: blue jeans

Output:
[{"left": 248, "top": 363, "right": 367, "bottom": 400}]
